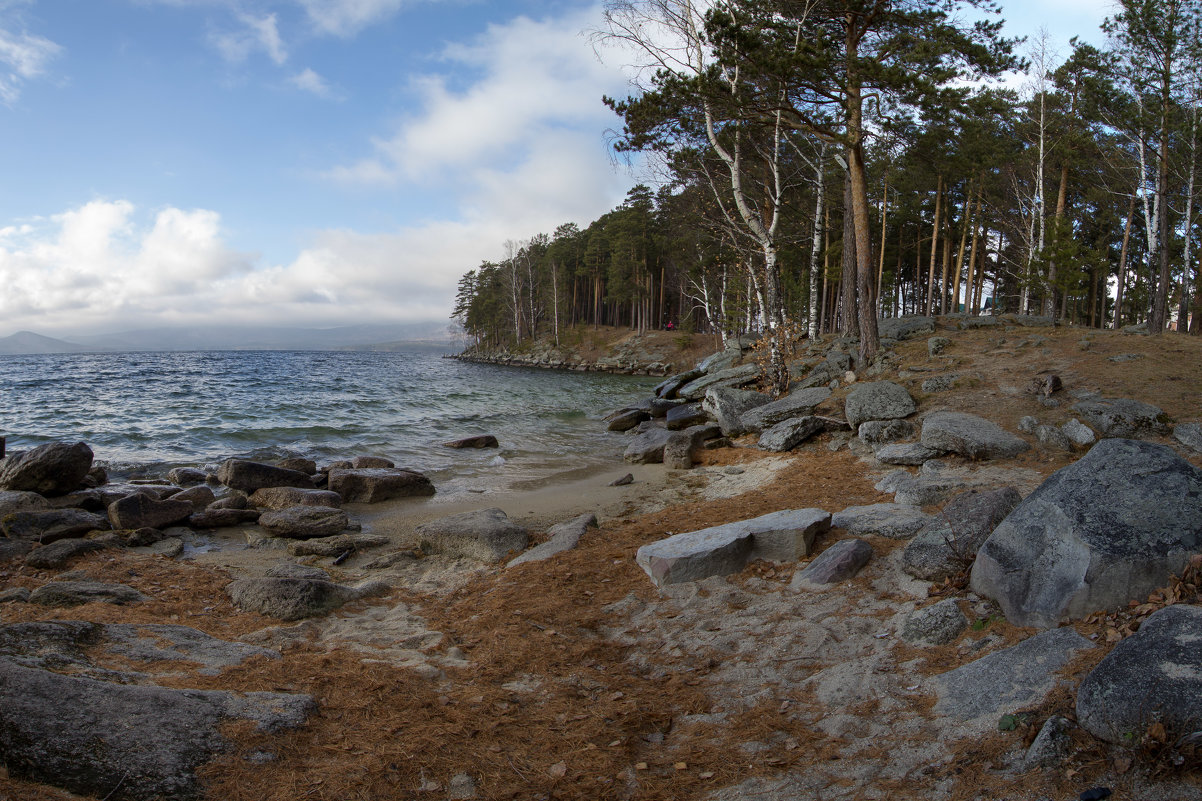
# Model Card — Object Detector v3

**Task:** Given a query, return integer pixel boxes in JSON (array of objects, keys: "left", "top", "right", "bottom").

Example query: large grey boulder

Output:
[
  {"left": 249, "top": 486, "right": 341, "bottom": 510},
  {"left": 24, "top": 538, "right": 106, "bottom": 569},
  {"left": 607, "top": 408, "right": 649, "bottom": 432},
  {"left": 226, "top": 575, "right": 385, "bottom": 620},
  {"left": 0, "top": 441, "right": 94, "bottom": 496},
  {"left": 844, "top": 381, "right": 916, "bottom": 428},
  {"left": 636, "top": 509, "right": 831, "bottom": 588},
  {"left": 167, "top": 467, "right": 208, "bottom": 487},
  {"left": 29, "top": 581, "right": 146, "bottom": 607},
  {"left": 970, "top": 439, "right": 1202, "bottom": 629},
  {"left": 858, "top": 418, "right": 917, "bottom": 448},
  {"left": 740, "top": 387, "right": 832, "bottom": 433},
  {"left": 1071, "top": 397, "right": 1170, "bottom": 439},
  {"left": 878, "top": 316, "right": 936, "bottom": 341},
  {"left": 258, "top": 506, "right": 349, "bottom": 539},
  {"left": 933, "top": 627, "right": 1094, "bottom": 725},
  {"left": 1174, "top": 422, "right": 1202, "bottom": 455},
  {"left": 217, "top": 459, "right": 315, "bottom": 492},
  {"left": 623, "top": 424, "right": 674, "bottom": 464},
  {"left": 1, "top": 508, "right": 109, "bottom": 543},
  {"left": 327, "top": 467, "right": 435, "bottom": 502},
  {"left": 663, "top": 424, "right": 721, "bottom": 469},
  {"left": 1077, "top": 604, "right": 1202, "bottom": 744},
  {"left": 902, "top": 487, "right": 1022, "bottom": 581},
  {"left": 172, "top": 485, "right": 216, "bottom": 511},
  {"left": 108, "top": 493, "right": 194, "bottom": 531},
  {"left": 757, "top": 416, "right": 825, "bottom": 452},
  {"left": 416, "top": 507, "right": 528, "bottom": 563},
  {"left": 920, "top": 411, "right": 1030, "bottom": 460},
  {"left": 703, "top": 387, "right": 771, "bottom": 436},
  {"left": 665, "top": 402, "right": 709, "bottom": 430},
  {"left": 0, "top": 621, "right": 311, "bottom": 800},
  {"left": 831, "top": 503, "right": 933, "bottom": 539},
  {"left": 507, "top": 513, "right": 598, "bottom": 568}
]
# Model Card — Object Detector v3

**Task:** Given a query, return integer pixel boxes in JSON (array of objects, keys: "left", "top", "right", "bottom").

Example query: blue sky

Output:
[{"left": 0, "top": 0, "right": 1112, "bottom": 339}]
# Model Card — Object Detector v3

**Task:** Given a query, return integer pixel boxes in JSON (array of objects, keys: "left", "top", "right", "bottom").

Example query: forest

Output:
[{"left": 452, "top": 0, "right": 1202, "bottom": 371}]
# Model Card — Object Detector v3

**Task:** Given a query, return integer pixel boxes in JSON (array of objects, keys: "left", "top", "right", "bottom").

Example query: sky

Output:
[{"left": 0, "top": 0, "right": 1114, "bottom": 340}]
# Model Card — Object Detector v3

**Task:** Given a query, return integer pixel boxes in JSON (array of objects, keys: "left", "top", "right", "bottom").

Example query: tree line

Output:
[{"left": 454, "top": 0, "right": 1202, "bottom": 381}]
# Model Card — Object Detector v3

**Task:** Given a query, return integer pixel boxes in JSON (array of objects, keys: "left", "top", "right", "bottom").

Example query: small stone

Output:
[
  {"left": 900, "top": 599, "right": 969, "bottom": 646},
  {"left": 609, "top": 473, "right": 634, "bottom": 487}
]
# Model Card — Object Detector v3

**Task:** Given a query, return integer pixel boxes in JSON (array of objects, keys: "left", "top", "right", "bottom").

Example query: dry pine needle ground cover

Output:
[{"left": 2, "top": 322, "right": 1202, "bottom": 801}]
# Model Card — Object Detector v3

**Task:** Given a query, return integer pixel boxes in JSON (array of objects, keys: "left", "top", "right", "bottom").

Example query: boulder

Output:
[
  {"left": 899, "top": 599, "right": 969, "bottom": 645},
  {"left": 636, "top": 509, "right": 831, "bottom": 587},
  {"left": 1022, "top": 715, "right": 1075, "bottom": 770},
  {"left": 648, "top": 398, "right": 686, "bottom": 418},
  {"left": 210, "top": 493, "right": 248, "bottom": 510},
  {"left": 901, "top": 487, "right": 1022, "bottom": 581},
  {"left": 703, "top": 387, "right": 771, "bottom": 437},
  {"left": 276, "top": 458, "right": 318, "bottom": 475},
  {"left": 327, "top": 468, "right": 435, "bottom": 502},
  {"left": 933, "top": 627, "right": 1094, "bottom": 724},
  {"left": 623, "top": 424, "right": 674, "bottom": 464},
  {"left": 0, "top": 441, "right": 94, "bottom": 496},
  {"left": 23, "top": 538, "right": 106, "bottom": 569},
  {"left": 927, "top": 336, "right": 952, "bottom": 357},
  {"left": 606, "top": 409, "right": 649, "bottom": 432},
  {"left": 1173, "top": 422, "right": 1202, "bottom": 455},
  {"left": 758, "top": 416, "right": 825, "bottom": 452},
  {"left": 970, "top": 439, "right": 1202, "bottom": 628},
  {"left": 790, "top": 538, "right": 872, "bottom": 589},
  {"left": 844, "top": 381, "right": 916, "bottom": 428},
  {"left": 226, "top": 576, "right": 385, "bottom": 620},
  {"left": 676, "top": 363, "right": 759, "bottom": 400},
  {"left": 29, "top": 581, "right": 146, "bottom": 607},
  {"left": 1071, "top": 397, "right": 1170, "bottom": 439},
  {"left": 167, "top": 467, "right": 208, "bottom": 487},
  {"left": 1, "top": 508, "right": 109, "bottom": 543},
  {"left": 920, "top": 411, "right": 1031, "bottom": 460},
  {"left": 416, "top": 508, "right": 528, "bottom": 562},
  {"left": 258, "top": 506, "right": 349, "bottom": 539},
  {"left": 189, "top": 508, "right": 261, "bottom": 528},
  {"left": 0, "top": 490, "right": 51, "bottom": 517},
  {"left": 1077, "top": 604, "right": 1202, "bottom": 744},
  {"left": 665, "top": 403, "right": 709, "bottom": 431},
  {"left": 351, "top": 455, "right": 395, "bottom": 469},
  {"left": 663, "top": 430, "right": 698, "bottom": 470},
  {"left": 249, "top": 486, "right": 342, "bottom": 510},
  {"left": 108, "top": 493, "right": 194, "bottom": 531},
  {"left": 653, "top": 368, "right": 703, "bottom": 400},
  {"left": 1034, "top": 424, "right": 1073, "bottom": 451},
  {"left": 858, "top": 418, "right": 917, "bottom": 448},
  {"left": 217, "top": 459, "right": 314, "bottom": 492},
  {"left": 921, "top": 375, "right": 958, "bottom": 393},
  {"left": 874, "top": 442, "right": 944, "bottom": 466},
  {"left": 739, "top": 387, "right": 832, "bottom": 433},
  {"left": 172, "top": 485, "right": 216, "bottom": 511},
  {"left": 831, "top": 503, "right": 933, "bottom": 539},
  {"left": 508, "top": 513, "right": 598, "bottom": 568}
]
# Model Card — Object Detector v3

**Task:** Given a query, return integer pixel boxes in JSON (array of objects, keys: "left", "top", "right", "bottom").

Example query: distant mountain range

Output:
[{"left": 0, "top": 322, "right": 463, "bottom": 355}]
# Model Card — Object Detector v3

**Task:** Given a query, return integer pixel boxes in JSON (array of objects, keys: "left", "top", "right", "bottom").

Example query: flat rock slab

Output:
[
  {"left": 878, "top": 316, "right": 936, "bottom": 340},
  {"left": 971, "top": 439, "right": 1202, "bottom": 628},
  {"left": 831, "top": 503, "right": 933, "bottom": 539},
  {"left": 29, "top": 581, "right": 146, "bottom": 607},
  {"left": 636, "top": 509, "right": 831, "bottom": 588},
  {"left": 508, "top": 513, "right": 598, "bottom": 568},
  {"left": 933, "top": 627, "right": 1094, "bottom": 725},
  {"left": 287, "top": 533, "right": 390, "bottom": 557},
  {"left": 676, "top": 363, "right": 759, "bottom": 400},
  {"left": 226, "top": 576, "right": 385, "bottom": 620},
  {"left": 758, "top": 416, "right": 825, "bottom": 452},
  {"left": 790, "top": 538, "right": 872, "bottom": 589},
  {"left": 1071, "top": 397, "right": 1170, "bottom": 439},
  {"left": 624, "top": 425, "right": 674, "bottom": 464},
  {"left": 1, "top": 508, "right": 109, "bottom": 543},
  {"left": 249, "top": 486, "right": 342, "bottom": 510},
  {"left": 844, "top": 381, "right": 916, "bottom": 428},
  {"left": 740, "top": 387, "right": 832, "bottom": 433},
  {"left": 0, "top": 621, "right": 311, "bottom": 801},
  {"left": 416, "top": 507, "right": 528, "bottom": 563},
  {"left": 921, "top": 411, "right": 1030, "bottom": 460},
  {"left": 24, "top": 538, "right": 105, "bottom": 569},
  {"left": 108, "top": 493, "right": 194, "bottom": 530},
  {"left": 0, "top": 490, "right": 51, "bottom": 517},
  {"left": 328, "top": 468, "right": 435, "bottom": 502},
  {"left": 665, "top": 403, "right": 709, "bottom": 430},
  {"left": 1077, "top": 604, "right": 1202, "bottom": 744},
  {"left": 442, "top": 435, "right": 499, "bottom": 449},
  {"left": 874, "top": 442, "right": 943, "bottom": 466}
]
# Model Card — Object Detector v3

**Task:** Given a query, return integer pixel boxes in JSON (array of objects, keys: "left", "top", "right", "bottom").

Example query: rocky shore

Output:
[{"left": 2, "top": 315, "right": 1202, "bottom": 801}]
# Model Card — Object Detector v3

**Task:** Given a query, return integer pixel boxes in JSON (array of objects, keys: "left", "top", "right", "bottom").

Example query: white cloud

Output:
[
  {"left": 212, "top": 11, "right": 287, "bottom": 64},
  {"left": 0, "top": 20, "right": 61, "bottom": 103},
  {"left": 289, "top": 66, "right": 336, "bottom": 97},
  {"left": 297, "top": 0, "right": 408, "bottom": 37}
]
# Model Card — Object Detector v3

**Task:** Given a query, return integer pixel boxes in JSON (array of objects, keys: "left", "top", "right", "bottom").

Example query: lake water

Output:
[{"left": 0, "top": 350, "right": 658, "bottom": 494}]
